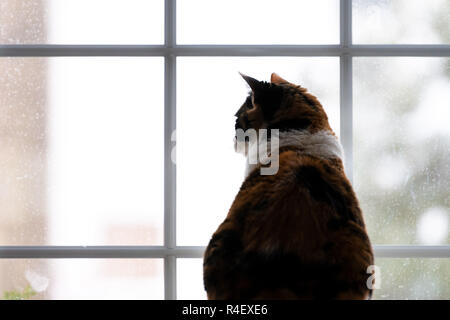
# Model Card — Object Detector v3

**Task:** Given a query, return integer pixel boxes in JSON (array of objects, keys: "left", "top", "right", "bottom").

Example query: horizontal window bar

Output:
[
  {"left": 0, "top": 45, "right": 340, "bottom": 56},
  {"left": 349, "top": 45, "right": 450, "bottom": 56},
  {"left": 0, "top": 45, "right": 168, "bottom": 56},
  {"left": 0, "top": 245, "right": 449, "bottom": 259},
  {"left": 0, "top": 45, "right": 449, "bottom": 57},
  {"left": 172, "top": 45, "right": 343, "bottom": 56},
  {"left": 0, "top": 246, "right": 204, "bottom": 259},
  {"left": 373, "top": 246, "right": 450, "bottom": 258}
]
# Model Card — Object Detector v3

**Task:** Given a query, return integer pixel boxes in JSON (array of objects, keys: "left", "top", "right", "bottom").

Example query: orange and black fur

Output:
[{"left": 203, "top": 73, "right": 374, "bottom": 299}]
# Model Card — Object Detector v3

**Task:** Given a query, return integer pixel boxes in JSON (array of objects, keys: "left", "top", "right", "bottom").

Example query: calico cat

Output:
[{"left": 203, "top": 73, "right": 374, "bottom": 299}]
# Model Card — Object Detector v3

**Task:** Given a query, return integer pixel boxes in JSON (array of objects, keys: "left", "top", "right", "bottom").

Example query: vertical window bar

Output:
[
  {"left": 340, "top": 55, "right": 353, "bottom": 182},
  {"left": 340, "top": 0, "right": 353, "bottom": 182},
  {"left": 164, "top": 0, "right": 177, "bottom": 300},
  {"left": 340, "top": 0, "right": 352, "bottom": 47}
]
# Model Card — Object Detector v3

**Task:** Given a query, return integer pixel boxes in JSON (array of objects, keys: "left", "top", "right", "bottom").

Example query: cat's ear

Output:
[
  {"left": 271, "top": 72, "right": 289, "bottom": 85},
  {"left": 239, "top": 72, "right": 261, "bottom": 92}
]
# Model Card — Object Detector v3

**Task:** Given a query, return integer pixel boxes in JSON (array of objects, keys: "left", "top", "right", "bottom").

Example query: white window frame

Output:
[{"left": 0, "top": 0, "right": 449, "bottom": 300}]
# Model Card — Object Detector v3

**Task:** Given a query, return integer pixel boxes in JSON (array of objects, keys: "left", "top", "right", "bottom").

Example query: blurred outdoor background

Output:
[{"left": 0, "top": 0, "right": 449, "bottom": 299}]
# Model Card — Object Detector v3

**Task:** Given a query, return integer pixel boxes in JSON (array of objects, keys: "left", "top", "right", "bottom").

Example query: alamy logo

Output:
[
  {"left": 235, "top": 128, "right": 280, "bottom": 176},
  {"left": 366, "top": 265, "right": 381, "bottom": 290}
]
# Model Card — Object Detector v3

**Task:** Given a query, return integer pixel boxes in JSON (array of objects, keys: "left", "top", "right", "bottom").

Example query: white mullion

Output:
[
  {"left": 164, "top": 0, "right": 177, "bottom": 300},
  {"left": 340, "top": 0, "right": 352, "bottom": 47},
  {"left": 164, "top": 54, "right": 177, "bottom": 300},
  {"left": 340, "top": 55, "right": 353, "bottom": 181},
  {"left": 349, "top": 44, "right": 450, "bottom": 56},
  {"left": 0, "top": 45, "right": 166, "bottom": 56},
  {"left": 1, "top": 44, "right": 450, "bottom": 57},
  {"left": 0, "top": 246, "right": 203, "bottom": 259},
  {"left": 340, "top": 0, "right": 353, "bottom": 182},
  {"left": 174, "top": 45, "right": 342, "bottom": 56},
  {"left": 1, "top": 246, "right": 449, "bottom": 259},
  {"left": 164, "top": 57, "right": 176, "bottom": 250},
  {"left": 374, "top": 246, "right": 450, "bottom": 258}
]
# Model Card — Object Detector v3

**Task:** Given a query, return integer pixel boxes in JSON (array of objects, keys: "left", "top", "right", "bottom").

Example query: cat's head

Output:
[{"left": 234, "top": 73, "right": 333, "bottom": 152}]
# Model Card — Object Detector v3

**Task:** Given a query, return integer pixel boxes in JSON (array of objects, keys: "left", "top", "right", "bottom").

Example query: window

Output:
[{"left": 0, "top": 0, "right": 449, "bottom": 300}]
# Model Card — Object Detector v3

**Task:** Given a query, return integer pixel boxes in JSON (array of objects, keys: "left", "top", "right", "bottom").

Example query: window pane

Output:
[
  {"left": 177, "top": 0, "right": 339, "bottom": 44},
  {"left": 354, "top": 58, "right": 450, "bottom": 245},
  {"left": 177, "top": 57, "right": 339, "bottom": 245},
  {"left": 0, "top": 259, "right": 164, "bottom": 299},
  {"left": 177, "top": 257, "right": 450, "bottom": 300},
  {"left": 373, "top": 258, "right": 449, "bottom": 300},
  {"left": 353, "top": 0, "right": 450, "bottom": 44},
  {"left": 0, "top": 58, "right": 164, "bottom": 245},
  {"left": 0, "top": 0, "right": 164, "bottom": 44},
  {"left": 177, "top": 259, "right": 206, "bottom": 300}
]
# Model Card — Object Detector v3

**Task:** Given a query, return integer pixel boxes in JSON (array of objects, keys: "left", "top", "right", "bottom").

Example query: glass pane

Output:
[
  {"left": 177, "top": 0, "right": 339, "bottom": 44},
  {"left": 0, "top": 58, "right": 164, "bottom": 245},
  {"left": 0, "top": 0, "right": 164, "bottom": 44},
  {"left": 353, "top": 0, "right": 450, "bottom": 44},
  {"left": 177, "top": 257, "right": 450, "bottom": 300},
  {"left": 177, "top": 259, "right": 206, "bottom": 300},
  {"left": 373, "top": 258, "right": 449, "bottom": 300},
  {"left": 177, "top": 57, "right": 340, "bottom": 245},
  {"left": 0, "top": 259, "right": 164, "bottom": 299},
  {"left": 354, "top": 58, "right": 450, "bottom": 244}
]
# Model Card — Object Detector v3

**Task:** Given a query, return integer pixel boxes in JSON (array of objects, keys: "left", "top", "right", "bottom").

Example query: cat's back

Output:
[{"left": 203, "top": 147, "right": 373, "bottom": 299}]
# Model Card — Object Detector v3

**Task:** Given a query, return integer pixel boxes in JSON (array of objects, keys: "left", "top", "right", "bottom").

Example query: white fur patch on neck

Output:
[
  {"left": 245, "top": 130, "right": 344, "bottom": 177},
  {"left": 278, "top": 130, "right": 344, "bottom": 160}
]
